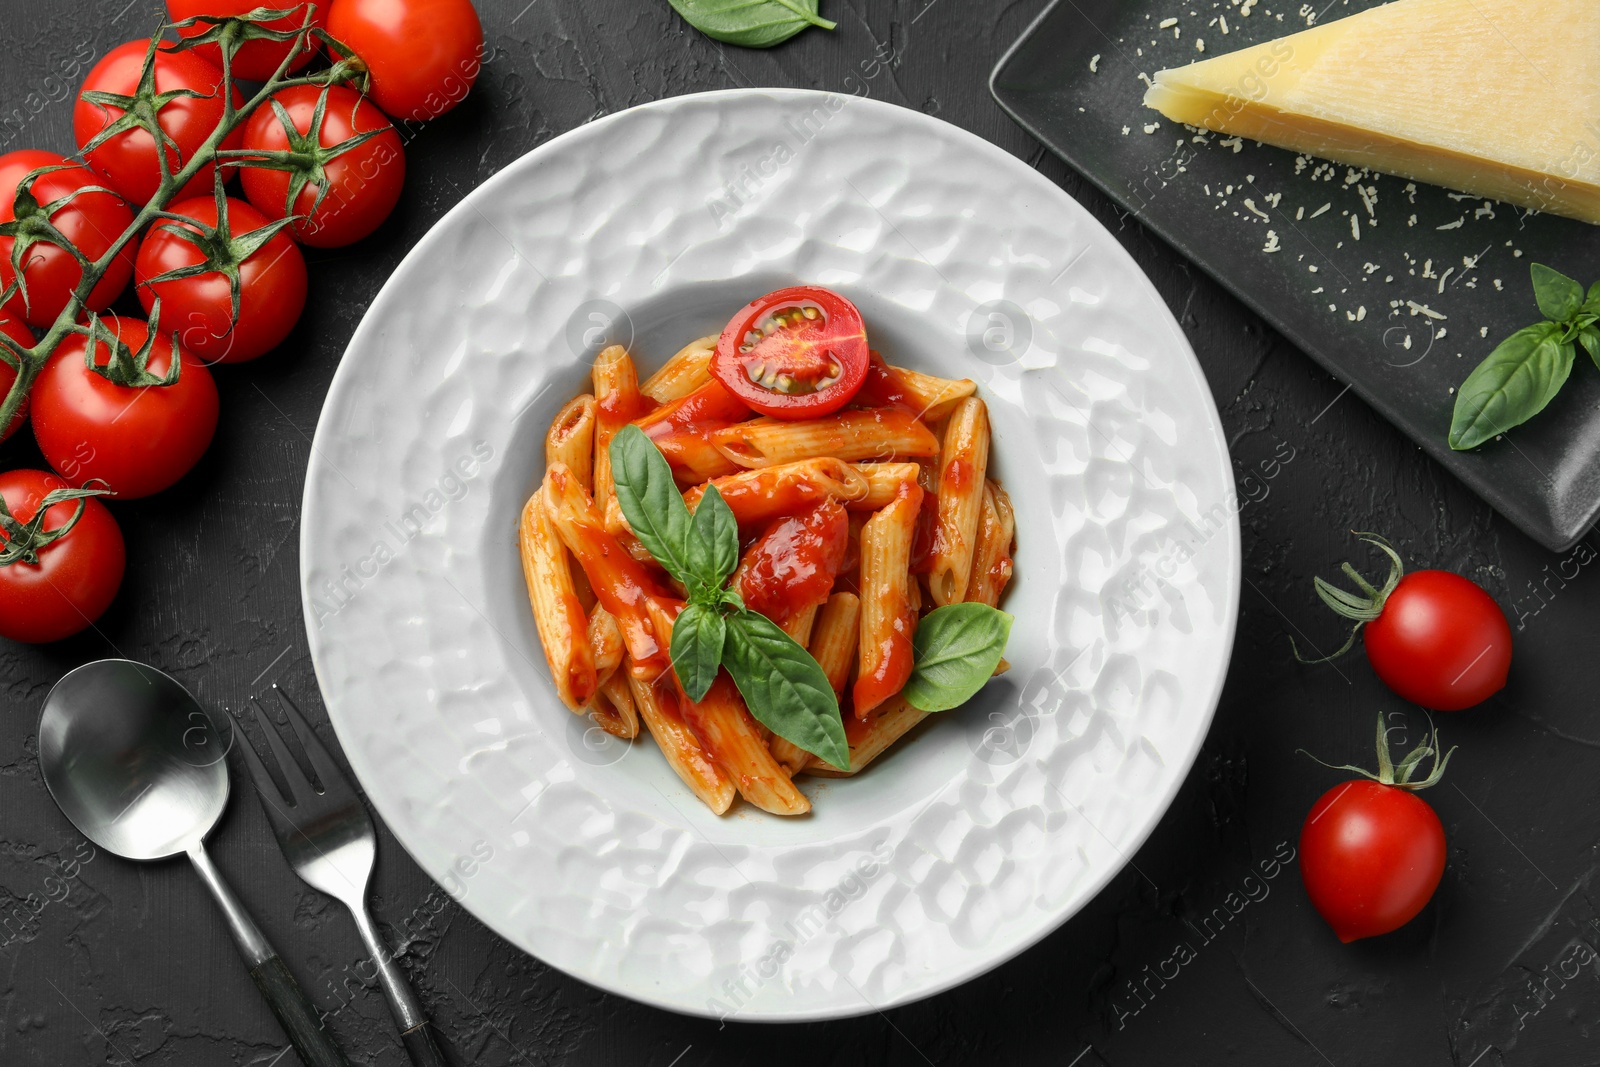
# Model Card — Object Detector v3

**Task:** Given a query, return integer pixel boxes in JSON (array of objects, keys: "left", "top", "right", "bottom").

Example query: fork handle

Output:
[{"left": 402, "top": 1021, "right": 450, "bottom": 1067}]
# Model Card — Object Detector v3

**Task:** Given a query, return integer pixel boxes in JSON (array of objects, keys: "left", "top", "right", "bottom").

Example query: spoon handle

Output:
[{"left": 189, "top": 843, "right": 351, "bottom": 1067}]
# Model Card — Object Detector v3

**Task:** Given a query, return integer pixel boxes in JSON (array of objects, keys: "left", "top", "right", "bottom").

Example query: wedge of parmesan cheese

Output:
[{"left": 1143, "top": 0, "right": 1600, "bottom": 224}]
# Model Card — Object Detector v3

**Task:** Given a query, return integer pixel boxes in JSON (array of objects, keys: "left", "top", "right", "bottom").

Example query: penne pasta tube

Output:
[
  {"left": 542, "top": 463, "right": 672, "bottom": 679},
  {"left": 711, "top": 409, "right": 938, "bottom": 469},
  {"left": 767, "top": 735, "right": 810, "bottom": 777},
  {"left": 678, "top": 675, "right": 811, "bottom": 816},
  {"left": 651, "top": 429, "right": 744, "bottom": 484},
  {"left": 849, "top": 463, "right": 921, "bottom": 511},
  {"left": 591, "top": 345, "right": 649, "bottom": 540},
  {"left": 781, "top": 602, "right": 820, "bottom": 646},
  {"left": 853, "top": 483, "right": 923, "bottom": 718},
  {"left": 588, "top": 605, "right": 624, "bottom": 685},
  {"left": 518, "top": 490, "right": 597, "bottom": 711},
  {"left": 628, "top": 671, "right": 735, "bottom": 815},
  {"left": 545, "top": 394, "right": 597, "bottom": 492},
  {"left": 809, "top": 592, "right": 861, "bottom": 695},
  {"left": 965, "top": 481, "right": 1015, "bottom": 610},
  {"left": 641, "top": 334, "right": 717, "bottom": 402},
  {"left": 927, "top": 397, "right": 990, "bottom": 607},
  {"left": 805, "top": 695, "right": 926, "bottom": 777},
  {"left": 886, "top": 363, "right": 977, "bottom": 423},
  {"left": 683, "top": 458, "right": 869, "bottom": 526},
  {"left": 588, "top": 672, "right": 640, "bottom": 739}
]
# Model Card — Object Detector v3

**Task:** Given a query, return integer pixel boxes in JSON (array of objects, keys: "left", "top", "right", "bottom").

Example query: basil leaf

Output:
[
  {"left": 1584, "top": 280, "right": 1600, "bottom": 317},
  {"left": 1582, "top": 326, "right": 1600, "bottom": 372},
  {"left": 1449, "top": 323, "right": 1574, "bottom": 451},
  {"left": 670, "top": 602, "right": 725, "bottom": 703},
  {"left": 722, "top": 609, "right": 848, "bottom": 770},
  {"left": 904, "top": 604, "right": 1013, "bottom": 712},
  {"left": 609, "top": 425, "right": 696, "bottom": 584},
  {"left": 1531, "top": 263, "right": 1584, "bottom": 323},
  {"left": 667, "top": 0, "right": 836, "bottom": 48},
  {"left": 685, "top": 483, "right": 738, "bottom": 599}
]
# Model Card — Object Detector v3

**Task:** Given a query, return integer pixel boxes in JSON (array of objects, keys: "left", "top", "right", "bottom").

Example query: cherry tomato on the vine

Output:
[
  {"left": 0, "top": 150, "right": 137, "bottom": 327},
  {"left": 134, "top": 194, "right": 307, "bottom": 364},
  {"left": 167, "top": 0, "right": 325, "bottom": 82},
  {"left": 711, "top": 286, "right": 870, "bottom": 419},
  {"left": 326, "top": 0, "right": 483, "bottom": 121},
  {"left": 0, "top": 313, "right": 33, "bottom": 442},
  {"left": 31, "top": 317, "right": 219, "bottom": 499},
  {"left": 239, "top": 84, "right": 405, "bottom": 248},
  {"left": 73, "top": 40, "right": 243, "bottom": 207},
  {"left": 0, "top": 470, "right": 125, "bottom": 644},
  {"left": 1301, "top": 534, "right": 1511, "bottom": 711}
]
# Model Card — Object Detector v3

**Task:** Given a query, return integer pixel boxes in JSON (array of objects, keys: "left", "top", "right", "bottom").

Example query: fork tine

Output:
[
  {"left": 271, "top": 685, "right": 348, "bottom": 795},
  {"left": 250, "top": 697, "right": 314, "bottom": 804},
  {"left": 231, "top": 706, "right": 290, "bottom": 806}
]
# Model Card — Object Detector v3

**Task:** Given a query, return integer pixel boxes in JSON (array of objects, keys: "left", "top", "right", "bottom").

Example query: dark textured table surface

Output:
[{"left": 3, "top": 2, "right": 1597, "bottom": 1064}]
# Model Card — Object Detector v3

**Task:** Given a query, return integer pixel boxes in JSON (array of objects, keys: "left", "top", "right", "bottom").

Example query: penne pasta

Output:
[
  {"left": 927, "top": 397, "right": 990, "bottom": 607},
  {"left": 886, "top": 363, "right": 977, "bottom": 423},
  {"left": 592, "top": 345, "right": 650, "bottom": 539},
  {"left": 850, "top": 462, "right": 921, "bottom": 511},
  {"left": 806, "top": 695, "right": 927, "bottom": 777},
  {"left": 684, "top": 458, "right": 869, "bottom": 526},
  {"left": 628, "top": 671, "right": 736, "bottom": 814},
  {"left": 518, "top": 490, "right": 597, "bottom": 711},
  {"left": 781, "top": 602, "right": 820, "bottom": 646},
  {"left": 545, "top": 394, "right": 597, "bottom": 492},
  {"left": 678, "top": 675, "right": 811, "bottom": 816},
  {"left": 853, "top": 482, "right": 923, "bottom": 718},
  {"left": 965, "top": 481, "right": 1015, "bottom": 610},
  {"left": 641, "top": 334, "right": 716, "bottom": 402},
  {"left": 810, "top": 592, "right": 860, "bottom": 694},
  {"left": 589, "top": 672, "right": 640, "bottom": 739},
  {"left": 588, "top": 605, "right": 624, "bottom": 685},
  {"left": 711, "top": 410, "right": 938, "bottom": 469}
]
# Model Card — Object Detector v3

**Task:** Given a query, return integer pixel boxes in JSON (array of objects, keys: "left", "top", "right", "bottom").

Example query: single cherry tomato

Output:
[
  {"left": 167, "top": 0, "right": 325, "bottom": 82},
  {"left": 733, "top": 498, "right": 849, "bottom": 624},
  {"left": 238, "top": 84, "right": 405, "bottom": 247},
  {"left": 0, "top": 470, "right": 125, "bottom": 643},
  {"left": 711, "top": 286, "right": 870, "bottom": 419},
  {"left": 0, "top": 313, "right": 33, "bottom": 441},
  {"left": 325, "top": 0, "right": 483, "bottom": 121},
  {"left": 73, "top": 40, "right": 244, "bottom": 206},
  {"left": 0, "top": 150, "right": 137, "bottom": 327},
  {"left": 31, "top": 317, "right": 219, "bottom": 499},
  {"left": 1301, "top": 534, "right": 1511, "bottom": 710},
  {"left": 134, "top": 193, "right": 307, "bottom": 364}
]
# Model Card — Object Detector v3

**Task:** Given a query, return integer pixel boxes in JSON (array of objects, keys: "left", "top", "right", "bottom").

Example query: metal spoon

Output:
[{"left": 38, "top": 659, "right": 350, "bottom": 1067}]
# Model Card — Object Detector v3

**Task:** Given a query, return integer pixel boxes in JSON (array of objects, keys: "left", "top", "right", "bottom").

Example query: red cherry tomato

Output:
[
  {"left": 733, "top": 498, "right": 849, "bottom": 624},
  {"left": 31, "top": 317, "right": 219, "bottom": 499},
  {"left": 0, "top": 470, "right": 125, "bottom": 644},
  {"left": 1365, "top": 571, "right": 1512, "bottom": 710},
  {"left": 1300, "top": 779, "right": 1446, "bottom": 942},
  {"left": 134, "top": 194, "right": 307, "bottom": 364},
  {"left": 0, "top": 313, "right": 32, "bottom": 441},
  {"left": 711, "top": 287, "right": 870, "bottom": 419},
  {"left": 238, "top": 84, "right": 405, "bottom": 248},
  {"left": 166, "top": 0, "right": 325, "bottom": 82},
  {"left": 0, "top": 150, "right": 137, "bottom": 327},
  {"left": 326, "top": 0, "right": 483, "bottom": 121},
  {"left": 73, "top": 40, "right": 244, "bottom": 206}
]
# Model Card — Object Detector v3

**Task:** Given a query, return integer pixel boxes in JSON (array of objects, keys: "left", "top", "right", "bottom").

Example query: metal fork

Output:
[{"left": 236, "top": 686, "right": 449, "bottom": 1067}]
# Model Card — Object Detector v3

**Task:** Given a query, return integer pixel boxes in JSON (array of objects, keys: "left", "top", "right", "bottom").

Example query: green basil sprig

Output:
[
  {"left": 1449, "top": 264, "right": 1600, "bottom": 451},
  {"left": 609, "top": 424, "right": 848, "bottom": 770},
  {"left": 903, "top": 603, "right": 1014, "bottom": 712},
  {"left": 666, "top": 0, "right": 835, "bottom": 48}
]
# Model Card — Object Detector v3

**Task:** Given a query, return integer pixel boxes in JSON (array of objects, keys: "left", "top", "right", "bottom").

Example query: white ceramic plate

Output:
[{"left": 300, "top": 88, "right": 1240, "bottom": 1021}]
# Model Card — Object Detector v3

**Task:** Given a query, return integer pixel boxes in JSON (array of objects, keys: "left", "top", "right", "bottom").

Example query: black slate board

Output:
[{"left": 991, "top": 0, "right": 1600, "bottom": 551}]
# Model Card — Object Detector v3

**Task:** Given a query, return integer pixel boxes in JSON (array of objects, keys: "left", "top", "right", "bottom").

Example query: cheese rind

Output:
[{"left": 1144, "top": 0, "right": 1600, "bottom": 224}]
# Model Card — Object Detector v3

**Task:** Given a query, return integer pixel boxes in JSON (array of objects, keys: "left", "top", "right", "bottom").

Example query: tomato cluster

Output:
[{"left": 0, "top": 0, "right": 483, "bottom": 643}]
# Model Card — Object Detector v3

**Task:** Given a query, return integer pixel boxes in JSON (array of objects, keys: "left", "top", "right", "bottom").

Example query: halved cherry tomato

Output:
[
  {"left": 167, "top": 0, "right": 325, "bottom": 82},
  {"left": 0, "top": 470, "right": 125, "bottom": 644},
  {"left": 0, "top": 313, "right": 32, "bottom": 441},
  {"left": 0, "top": 150, "right": 137, "bottom": 327},
  {"left": 73, "top": 40, "right": 244, "bottom": 206},
  {"left": 733, "top": 498, "right": 849, "bottom": 625},
  {"left": 711, "top": 286, "right": 869, "bottom": 419}
]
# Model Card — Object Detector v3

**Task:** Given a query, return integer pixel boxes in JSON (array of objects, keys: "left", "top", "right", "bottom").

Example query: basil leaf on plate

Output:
[
  {"left": 668, "top": 0, "right": 835, "bottom": 48},
  {"left": 903, "top": 603, "right": 1013, "bottom": 713},
  {"left": 1449, "top": 322, "right": 1575, "bottom": 451},
  {"left": 722, "top": 608, "right": 848, "bottom": 770},
  {"left": 609, "top": 424, "right": 697, "bottom": 584},
  {"left": 1531, "top": 263, "right": 1584, "bottom": 323},
  {"left": 685, "top": 483, "right": 739, "bottom": 599},
  {"left": 670, "top": 602, "right": 726, "bottom": 703}
]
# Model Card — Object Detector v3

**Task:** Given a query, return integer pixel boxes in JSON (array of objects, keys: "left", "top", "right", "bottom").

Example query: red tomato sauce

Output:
[{"left": 733, "top": 499, "right": 849, "bottom": 624}]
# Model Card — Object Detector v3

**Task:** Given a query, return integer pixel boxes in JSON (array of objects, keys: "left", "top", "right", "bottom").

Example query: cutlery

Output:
[
  {"left": 237, "top": 685, "right": 450, "bottom": 1067},
  {"left": 38, "top": 659, "right": 350, "bottom": 1067}
]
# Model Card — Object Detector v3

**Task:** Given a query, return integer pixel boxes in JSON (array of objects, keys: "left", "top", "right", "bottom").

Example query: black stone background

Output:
[{"left": 2, "top": 1, "right": 1597, "bottom": 1064}]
